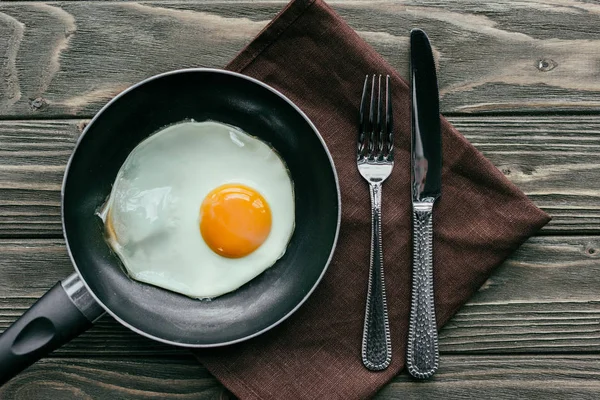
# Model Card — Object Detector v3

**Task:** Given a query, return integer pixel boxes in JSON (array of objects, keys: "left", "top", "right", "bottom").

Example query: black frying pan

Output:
[{"left": 0, "top": 69, "right": 340, "bottom": 384}]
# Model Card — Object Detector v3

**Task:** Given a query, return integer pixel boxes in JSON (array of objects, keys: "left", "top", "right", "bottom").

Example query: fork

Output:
[{"left": 358, "top": 74, "right": 394, "bottom": 371}]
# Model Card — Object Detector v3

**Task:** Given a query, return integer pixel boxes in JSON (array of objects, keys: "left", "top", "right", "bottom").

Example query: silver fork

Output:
[{"left": 358, "top": 74, "right": 394, "bottom": 371}]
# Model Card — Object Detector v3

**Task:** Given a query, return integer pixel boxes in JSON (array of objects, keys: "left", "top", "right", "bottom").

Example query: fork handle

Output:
[
  {"left": 407, "top": 201, "right": 439, "bottom": 379},
  {"left": 361, "top": 182, "right": 392, "bottom": 371}
]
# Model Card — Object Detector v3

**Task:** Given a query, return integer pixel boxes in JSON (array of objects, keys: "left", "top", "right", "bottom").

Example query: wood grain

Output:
[
  {"left": 1, "top": 237, "right": 599, "bottom": 356},
  {"left": 0, "top": 116, "right": 598, "bottom": 237},
  {"left": 0, "top": 357, "right": 232, "bottom": 400},
  {"left": 378, "top": 355, "right": 600, "bottom": 400},
  {"left": 451, "top": 116, "right": 600, "bottom": 234},
  {"left": 2, "top": 355, "right": 599, "bottom": 400},
  {"left": 1, "top": 1, "right": 600, "bottom": 117},
  {"left": 0, "top": 120, "right": 78, "bottom": 237}
]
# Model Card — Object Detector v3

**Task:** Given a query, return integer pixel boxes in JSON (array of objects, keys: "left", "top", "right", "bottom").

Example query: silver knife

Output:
[{"left": 407, "top": 28, "right": 441, "bottom": 380}]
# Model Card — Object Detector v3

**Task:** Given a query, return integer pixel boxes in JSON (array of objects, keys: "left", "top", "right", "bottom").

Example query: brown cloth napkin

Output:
[{"left": 194, "top": 0, "right": 551, "bottom": 398}]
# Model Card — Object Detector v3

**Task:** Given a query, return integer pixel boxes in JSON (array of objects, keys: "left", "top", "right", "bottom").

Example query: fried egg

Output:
[{"left": 99, "top": 121, "right": 295, "bottom": 299}]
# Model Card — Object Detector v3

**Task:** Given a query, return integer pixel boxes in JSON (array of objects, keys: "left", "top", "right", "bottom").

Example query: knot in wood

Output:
[
  {"left": 29, "top": 97, "right": 47, "bottom": 111},
  {"left": 536, "top": 58, "right": 557, "bottom": 72}
]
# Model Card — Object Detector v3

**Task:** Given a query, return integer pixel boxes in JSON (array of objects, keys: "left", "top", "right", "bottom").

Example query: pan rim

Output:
[{"left": 60, "top": 68, "right": 341, "bottom": 348}]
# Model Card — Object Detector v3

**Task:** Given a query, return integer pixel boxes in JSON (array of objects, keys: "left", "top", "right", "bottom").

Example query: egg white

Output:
[{"left": 101, "top": 121, "right": 295, "bottom": 299}]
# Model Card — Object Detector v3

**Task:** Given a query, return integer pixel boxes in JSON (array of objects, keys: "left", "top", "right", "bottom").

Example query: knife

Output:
[{"left": 407, "top": 28, "right": 441, "bottom": 380}]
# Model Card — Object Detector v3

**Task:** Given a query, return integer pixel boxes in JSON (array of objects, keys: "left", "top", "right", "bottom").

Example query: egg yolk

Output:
[{"left": 200, "top": 184, "right": 272, "bottom": 258}]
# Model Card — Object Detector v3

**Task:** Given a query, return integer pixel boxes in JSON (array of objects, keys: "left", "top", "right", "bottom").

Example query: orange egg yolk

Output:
[{"left": 200, "top": 184, "right": 272, "bottom": 258}]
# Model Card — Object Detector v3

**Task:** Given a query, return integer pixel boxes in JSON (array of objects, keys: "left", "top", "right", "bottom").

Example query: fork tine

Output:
[
  {"left": 376, "top": 74, "right": 384, "bottom": 158},
  {"left": 358, "top": 75, "right": 369, "bottom": 159},
  {"left": 385, "top": 75, "right": 393, "bottom": 160},
  {"left": 368, "top": 75, "right": 376, "bottom": 158}
]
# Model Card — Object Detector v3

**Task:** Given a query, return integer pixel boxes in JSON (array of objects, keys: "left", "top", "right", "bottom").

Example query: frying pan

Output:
[{"left": 0, "top": 69, "right": 340, "bottom": 384}]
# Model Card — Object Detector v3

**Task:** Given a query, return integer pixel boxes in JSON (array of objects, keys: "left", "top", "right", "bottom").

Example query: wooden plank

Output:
[
  {"left": 0, "top": 120, "right": 79, "bottom": 237},
  {"left": 2, "top": 355, "right": 599, "bottom": 399},
  {"left": 451, "top": 116, "right": 600, "bottom": 234},
  {"left": 0, "top": 116, "right": 598, "bottom": 237},
  {"left": 378, "top": 355, "right": 600, "bottom": 400},
  {"left": 1, "top": 1, "right": 600, "bottom": 117},
  {"left": 0, "top": 237, "right": 599, "bottom": 356},
  {"left": 0, "top": 357, "right": 232, "bottom": 400}
]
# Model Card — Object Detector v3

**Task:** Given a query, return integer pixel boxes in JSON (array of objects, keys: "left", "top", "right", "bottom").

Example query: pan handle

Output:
[{"left": 0, "top": 273, "right": 105, "bottom": 385}]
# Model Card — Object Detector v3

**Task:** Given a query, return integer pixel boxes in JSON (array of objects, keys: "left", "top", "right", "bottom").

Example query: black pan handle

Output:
[{"left": 0, "top": 273, "right": 105, "bottom": 385}]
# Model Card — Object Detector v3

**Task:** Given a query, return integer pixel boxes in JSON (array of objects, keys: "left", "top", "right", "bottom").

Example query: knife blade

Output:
[{"left": 407, "top": 28, "right": 441, "bottom": 380}]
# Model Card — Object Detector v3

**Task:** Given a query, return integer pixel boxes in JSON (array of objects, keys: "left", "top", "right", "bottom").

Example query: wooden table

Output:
[{"left": 1, "top": 1, "right": 599, "bottom": 398}]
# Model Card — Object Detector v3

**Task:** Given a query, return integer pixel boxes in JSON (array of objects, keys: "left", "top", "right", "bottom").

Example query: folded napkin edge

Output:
[{"left": 226, "top": 0, "right": 317, "bottom": 73}]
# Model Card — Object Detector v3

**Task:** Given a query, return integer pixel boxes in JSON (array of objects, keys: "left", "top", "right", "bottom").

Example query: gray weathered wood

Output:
[
  {"left": 2, "top": 355, "right": 599, "bottom": 400},
  {"left": 0, "top": 357, "right": 232, "bottom": 400},
  {"left": 377, "top": 355, "right": 600, "bottom": 400},
  {"left": 1, "top": 1, "right": 600, "bottom": 118},
  {"left": 452, "top": 116, "right": 600, "bottom": 234},
  {"left": 1, "top": 116, "right": 599, "bottom": 237},
  {"left": 1, "top": 236, "right": 599, "bottom": 356},
  {"left": 0, "top": 120, "right": 79, "bottom": 237}
]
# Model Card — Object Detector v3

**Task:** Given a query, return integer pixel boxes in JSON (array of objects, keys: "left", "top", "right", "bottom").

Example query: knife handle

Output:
[
  {"left": 361, "top": 182, "right": 392, "bottom": 371},
  {"left": 407, "top": 201, "right": 439, "bottom": 379}
]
